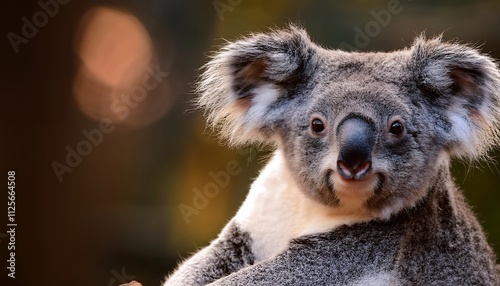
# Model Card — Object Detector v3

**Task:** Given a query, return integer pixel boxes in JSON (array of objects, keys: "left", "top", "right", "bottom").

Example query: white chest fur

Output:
[{"left": 234, "top": 151, "right": 376, "bottom": 262}]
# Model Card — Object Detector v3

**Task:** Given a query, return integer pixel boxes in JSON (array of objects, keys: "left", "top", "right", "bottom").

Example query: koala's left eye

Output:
[
  {"left": 389, "top": 121, "right": 404, "bottom": 135},
  {"left": 311, "top": 118, "right": 325, "bottom": 133}
]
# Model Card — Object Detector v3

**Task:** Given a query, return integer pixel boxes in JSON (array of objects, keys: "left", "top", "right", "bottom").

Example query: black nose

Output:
[{"left": 336, "top": 116, "right": 375, "bottom": 180}]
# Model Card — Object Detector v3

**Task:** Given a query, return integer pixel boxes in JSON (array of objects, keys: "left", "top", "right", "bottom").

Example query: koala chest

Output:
[{"left": 233, "top": 152, "right": 375, "bottom": 261}]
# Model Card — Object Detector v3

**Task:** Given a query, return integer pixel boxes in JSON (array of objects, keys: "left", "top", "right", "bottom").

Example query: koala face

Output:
[
  {"left": 198, "top": 26, "right": 500, "bottom": 217},
  {"left": 281, "top": 66, "right": 440, "bottom": 216}
]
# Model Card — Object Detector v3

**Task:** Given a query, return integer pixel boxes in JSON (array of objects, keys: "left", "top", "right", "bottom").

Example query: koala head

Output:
[{"left": 197, "top": 26, "right": 500, "bottom": 218}]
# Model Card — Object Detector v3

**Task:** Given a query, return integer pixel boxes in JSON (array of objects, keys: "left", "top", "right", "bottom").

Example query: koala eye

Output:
[
  {"left": 311, "top": 118, "right": 325, "bottom": 133},
  {"left": 389, "top": 121, "right": 404, "bottom": 135}
]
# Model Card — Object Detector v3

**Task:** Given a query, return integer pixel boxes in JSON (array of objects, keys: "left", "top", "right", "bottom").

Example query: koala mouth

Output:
[{"left": 329, "top": 170, "right": 382, "bottom": 200}]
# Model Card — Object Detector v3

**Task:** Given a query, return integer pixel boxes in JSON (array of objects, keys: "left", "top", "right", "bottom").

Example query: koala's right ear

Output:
[{"left": 196, "top": 26, "right": 317, "bottom": 146}]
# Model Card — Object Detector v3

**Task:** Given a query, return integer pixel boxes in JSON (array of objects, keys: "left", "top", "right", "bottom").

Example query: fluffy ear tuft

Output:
[
  {"left": 410, "top": 35, "right": 500, "bottom": 159},
  {"left": 196, "top": 26, "right": 316, "bottom": 147}
]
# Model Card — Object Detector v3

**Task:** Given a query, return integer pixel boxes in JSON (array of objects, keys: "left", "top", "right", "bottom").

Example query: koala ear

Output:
[
  {"left": 411, "top": 36, "right": 500, "bottom": 159},
  {"left": 196, "top": 26, "right": 316, "bottom": 146}
]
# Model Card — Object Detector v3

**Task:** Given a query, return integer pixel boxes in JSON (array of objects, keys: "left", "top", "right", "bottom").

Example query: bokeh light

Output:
[{"left": 73, "top": 6, "right": 171, "bottom": 127}]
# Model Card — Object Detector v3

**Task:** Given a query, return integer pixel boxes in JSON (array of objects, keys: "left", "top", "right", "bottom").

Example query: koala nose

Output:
[{"left": 336, "top": 116, "right": 375, "bottom": 180}]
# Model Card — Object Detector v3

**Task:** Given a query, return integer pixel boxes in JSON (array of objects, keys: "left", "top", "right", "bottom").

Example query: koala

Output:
[{"left": 164, "top": 26, "right": 500, "bottom": 285}]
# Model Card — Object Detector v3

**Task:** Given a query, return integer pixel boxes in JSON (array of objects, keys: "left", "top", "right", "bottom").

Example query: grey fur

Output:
[
  {"left": 164, "top": 26, "right": 500, "bottom": 285},
  {"left": 210, "top": 169, "right": 497, "bottom": 285},
  {"left": 165, "top": 221, "right": 254, "bottom": 285}
]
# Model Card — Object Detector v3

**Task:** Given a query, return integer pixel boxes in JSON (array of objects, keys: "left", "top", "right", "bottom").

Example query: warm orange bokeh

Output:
[{"left": 73, "top": 6, "right": 171, "bottom": 126}]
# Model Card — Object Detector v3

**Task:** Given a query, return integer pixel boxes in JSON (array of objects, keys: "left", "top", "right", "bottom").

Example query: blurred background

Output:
[{"left": 2, "top": 0, "right": 500, "bottom": 285}]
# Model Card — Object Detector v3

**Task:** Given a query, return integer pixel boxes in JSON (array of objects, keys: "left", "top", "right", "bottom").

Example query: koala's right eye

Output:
[
  {"left": 311, "top": 118, "right": 325, "bottom": 133},
  {"left": 389, "top": 121, "right": 405, "bottom": 136}
]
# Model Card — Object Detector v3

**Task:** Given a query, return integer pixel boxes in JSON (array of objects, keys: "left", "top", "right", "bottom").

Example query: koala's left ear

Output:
[
  {"left": 196, "top": 26, "right": 317, "bottom": 146},
  {"left": 411, "top": 36, "right": 500, "bottom": 159}
]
